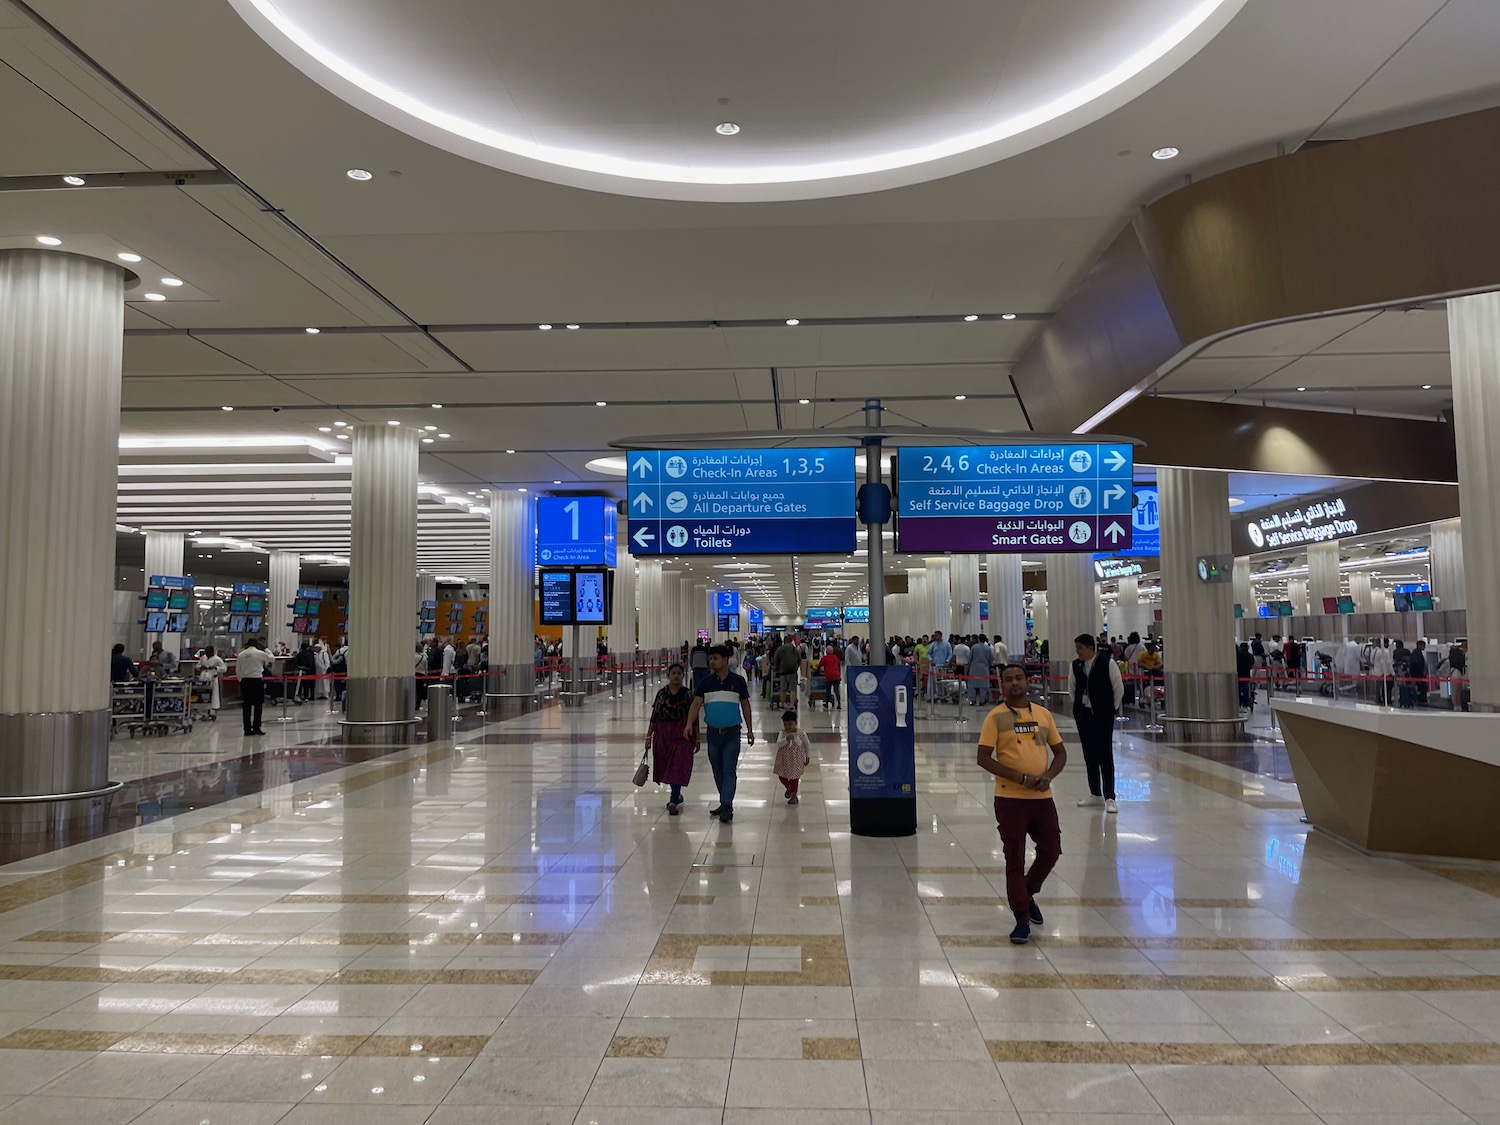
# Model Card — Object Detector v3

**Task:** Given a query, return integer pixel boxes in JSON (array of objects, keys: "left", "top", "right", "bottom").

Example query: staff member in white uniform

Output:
[
  {"left": 236, "top": 639, "right": 274, "bottom": 736},
  {"left": 195, "top": 646, "right": 228, "bottom": 714}
]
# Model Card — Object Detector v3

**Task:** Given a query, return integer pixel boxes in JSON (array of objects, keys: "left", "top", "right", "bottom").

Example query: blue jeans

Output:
[
  {"left": 826, "top": 680, "right": 841, "bottom": 707},
  {"left": 706, "top": 726, "right": 742, "bottom": 813}
]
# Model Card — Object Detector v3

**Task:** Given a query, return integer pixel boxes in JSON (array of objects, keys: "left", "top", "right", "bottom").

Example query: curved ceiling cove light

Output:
[{"left": 231, "top": 0, "right": 1245, "bottom": 202}]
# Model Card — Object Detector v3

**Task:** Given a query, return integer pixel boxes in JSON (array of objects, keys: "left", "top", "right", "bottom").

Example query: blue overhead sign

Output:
[
  {"left": 844, "top": 605, "right": 870, "bottom": 624},
  {"left": 747, "top": 606, "right": 764, "bottom": 632},
  {"left": 627, "top": 448, "right": 857, "bottom": 555},
  {"left": 715, "top": 590, "right": 741, "bottom": 615},
  {"left": 536, "top": 495, "right": 618, "bottom": 567},
  {"left": 805, "top": 607, "right": 842, "bottom": 625},
  {"left": 896, "top": 443, "right": 1134, "bottom": 553}
]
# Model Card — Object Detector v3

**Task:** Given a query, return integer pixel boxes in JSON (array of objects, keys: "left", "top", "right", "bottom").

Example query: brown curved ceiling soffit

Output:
[{"left": 1009, "top": 107, "right": 1500, "bottom": 484}]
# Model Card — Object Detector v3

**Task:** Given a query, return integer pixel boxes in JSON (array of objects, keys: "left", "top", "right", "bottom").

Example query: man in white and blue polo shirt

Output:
[{"left": 683, "top": 645, "right": 755, "bottom": 824}]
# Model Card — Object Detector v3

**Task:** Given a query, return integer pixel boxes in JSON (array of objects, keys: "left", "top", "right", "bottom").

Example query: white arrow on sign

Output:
[
  {"left": 631, "top": 492, "right": 653, "bottom": 512},
  {"left": 1104, "top": 484, "right": 1126, "bottom": 505},
  {"left": 1104, "top": 450, "right": 1127, "bottom": 472},
  {"left": 1103, "top": 521, "right": 1126, "bottom": 543},
  {"left": 632, "top": 527, "right": 655, "bottom": 549},
  {"left": 632, "top": 457, "right": 651, "bottom": 478}
]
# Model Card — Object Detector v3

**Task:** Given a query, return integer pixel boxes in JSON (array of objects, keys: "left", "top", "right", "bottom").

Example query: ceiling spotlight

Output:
[
  {"left": 431, "top": 403, "right": 443, "bottom": 409},
  {"left": 715, "top": 122, "right": 741, "bottom": 136},
  {"left": 333, "top": 421, "right": 347, "bottom": 427},
  {"left": 1000, "top": 313, "right": 1017, "bottom": 320},
  {"left": 798, "top": 398, "right": 810, "bottom": 405},
  {"left": 161, "top": 278, "right": 184, "bottom": 287},
  {"left": 35, "top": 235, "right": 62, "bottom": 246},
  {"left": 305, "top": 327, "right": 320, "bottom": 334},
  {"left": 337, "top": 433, "right": 349, "bottom": 440},
  {"left": 424, "top": 425, "right": 437, "bottom": 432},
  {"left": 1296, "top": 386, "right": 1307, "bottom": 392},
  {"left": 565, "top": 323, "right": 580, "bottom": 330},
  {"left": 62, "top": 175, "right": 86, "bottom": 186},
  {"left": 538, "top": 323, "right": 553, "bottom": 330},
  {"left": 1151, "top": 146, "right": 1180, "bottom": 160},
  {"left": 438, "top": 432, "right": 451, "bottom": 438},
  {"left": 553, "top": 480, "right": 562, "bottom": 485},
  {"left": 963, "top": 314, "right": 979, "bottom": 322},
  {"left": 421, "top": 437, "right": 434, "bottom": 444},
  {"left": 595, "top": 401, "right": 607, "bottom": 407},
  {"left": 518, "top": 487, "right": 528, "bottom": 493},
  {"left": 318, "top": 426, "right": 332, "bottom": 433},
  {"left": 954, "top": 394, "right": 967, "bottom": 401},
  {"left": 346, "top": 168, "right": 374, "bottom": 181},
  {"left": 1422, "top": 383, "right": 1433, "bottom": 390},
  {"left": 506, "top": 449, "right": 516, "bottom": 454},
  {"left": 785, "top": 318, "right": 800, "bottom": 326},
  {"left": 117, "top": 252, "right": 142, "bottom": 262},
  {"left": 221, "top": 405, "right": 234, "bottom": 412},
  {"left": 387, "top": 420, "right": 401, "bottom": 426},
  {"left": 143, "top": 292, "right": 166, "bottom": 301}
]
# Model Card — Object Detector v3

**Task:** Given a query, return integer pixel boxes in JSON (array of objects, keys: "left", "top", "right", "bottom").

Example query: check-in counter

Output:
[{"left": 1272, "top": 696, "right": 1500, "bottom": 861}]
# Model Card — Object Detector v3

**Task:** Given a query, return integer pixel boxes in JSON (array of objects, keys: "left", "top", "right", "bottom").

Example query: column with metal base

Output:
[
  {"left": 984, "top": 554, "right": 1026, "bottom": 660},
  {"left": 924, "top": 558, "right": 952, "bottom": 639},
  {"left": 486, "top": 491, "right": 538, "bottom": 719},
  {"left": 342, "top": 424, "right": 419, "bottom": 744},
  {"left": 268, "top": 551, "right": 300, "bottom": 651},
  {"left": 144, "top": 532, "right": 186, "bottom": 656},
  {"left": 951, "top": 555, "right": 980, "bottom": 637},
  {"left": 1449, "top": 295, "right": 1500, "bottom": 709},
  {"left": 1159, "top": 467, "right": 1241, "bottom": 740},
  {"left": 0, "top": 249, "right": 129, "bottom": 833},
  {"left": 1044, "top": 555, "right": 1095, "bottom": 699}
]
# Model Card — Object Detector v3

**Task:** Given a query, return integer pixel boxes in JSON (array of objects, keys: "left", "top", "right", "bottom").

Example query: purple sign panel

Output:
[{"left": 897, "top": 515, "right": 1132, "bottom": 553}]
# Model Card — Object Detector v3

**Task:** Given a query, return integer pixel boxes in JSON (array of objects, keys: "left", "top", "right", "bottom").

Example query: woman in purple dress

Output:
[{"left": 647, "top": 663, "right": 697, "bottom": 815}]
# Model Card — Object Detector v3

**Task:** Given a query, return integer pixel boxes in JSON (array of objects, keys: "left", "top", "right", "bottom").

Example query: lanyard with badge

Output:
[{"left": 1006, "top": 700, "right": 1039, "bottom": 738}]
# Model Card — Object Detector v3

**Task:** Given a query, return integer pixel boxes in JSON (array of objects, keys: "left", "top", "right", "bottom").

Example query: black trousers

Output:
[
  {"left": 241, "top": 678, "right": 265, "bottom": 733},
  {"left": 1074, "top": 708, "right": 1116, "bottom": 799}
]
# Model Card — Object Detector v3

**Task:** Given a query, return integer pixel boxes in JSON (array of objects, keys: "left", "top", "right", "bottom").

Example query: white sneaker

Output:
[
  {"left": 1105, "top": 799, "right": 1118, "bottom": 814},
  {"left": 1077, "top": 796, "right": 1104, "bottom": 808}
]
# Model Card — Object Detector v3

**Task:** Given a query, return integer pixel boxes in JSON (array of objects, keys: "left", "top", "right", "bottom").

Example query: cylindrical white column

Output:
[
  {"left": 608, "top": 543, "right": 637, "bottom": 656},
  {"left": 1430, "top": 517, "right": 1465, "bottom": 612},
  {"left": 1158, "top": 467, "right": 1238, "bottom": 738},
  {"left": 1449, "top": 294, "right": 1500, "bottom": 706},
  {"left": 637, "top": 559, "right": 663, "bottom": 654},
  {"left": 906, "top": 569, "right": 928, "bottom": 637},
  {"left": 693, "top": 583, "right": 709, "bottom": 639},
  {"left": 143, "top": 531, "right": 186, "bottom": 651},
  {"left": 346, "top": 424, "right": 419, "bottom": 739},
  {"left": 924, "top": 558, "right": 952, "bottom": 638},
  {"left": 951, "top": 555, "right": 980, "bottom": 637},
  {"left": 1308, "top": 542, "right": 1341, "bottom": 611},
  {"left": 1030, "top": 591, "right": 1049, "bottom": 645},
  {"left": 1045, "top": 554, "right": 1096, "bottom": 692},
  {"left": 985, "top": 554, "right": 1026, "bottom": 658},
  {"left": 487, "top": 491, "right": 537, "bottom": 714},
  {"left": 883, "top": 593, "right": 903, "bottom": 641},
  {"left": 1288, "top": 579, "right": 1310, "bottom": 617},
  {"left": 1232, "top": 557, "right": 1253, "bottom": 612},
  {"left": 1117, "top": 576, "right": 1140, "bottom": 604},
  {"left": 0, "top": 249, "right": 125, "bottom": 802},
  {"left": 1349, "top": 571, "right": 1374, "bottom": 613},
  {"left": 660, "top": 571, "right": 681, "bottom": 651},
  {"left": 268, "top": 551, "right": 299, "bottom": 651}
]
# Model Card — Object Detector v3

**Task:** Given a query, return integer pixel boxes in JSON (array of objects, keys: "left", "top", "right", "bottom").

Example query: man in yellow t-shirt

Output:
[{"left": 977, "top": 663, "right": 1068, "bottom": 945}]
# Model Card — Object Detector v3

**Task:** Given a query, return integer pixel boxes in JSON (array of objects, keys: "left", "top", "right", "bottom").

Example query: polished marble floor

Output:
[{"left": 1, "top": 676, "right": 1498, "bottom": 1124}]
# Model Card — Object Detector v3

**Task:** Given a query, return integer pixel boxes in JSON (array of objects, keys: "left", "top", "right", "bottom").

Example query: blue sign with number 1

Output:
[{"left": 536, "top": 496, "right": 617, "bottom": 567}]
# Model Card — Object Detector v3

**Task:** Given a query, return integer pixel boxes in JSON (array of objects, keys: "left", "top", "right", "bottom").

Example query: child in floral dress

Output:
[{"left": 772, "top": 709, "right": 811, "bottom": 805}]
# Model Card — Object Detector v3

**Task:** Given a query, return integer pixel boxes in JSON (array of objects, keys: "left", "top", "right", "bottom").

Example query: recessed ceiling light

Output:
[
  {"left": 1000, "top": 313, "right": 1017, "bottom": 320},
  {"left": 963, "top": 314, "right": 979, "bottom": 322},
  {"left": 35, "top": 235, "right": 62, "bottom": 246},
  {"left": 424, "top": 425, "right": 437, "bottom": 431},
  {"left": 1296, "top": 386, "right": 1306, "bottom": 392},
  {"left": 337, "top": 433, "right": 349, "bottom": 440},
  {"left": 538, "top": 323, "right": 553, "bottom": 330},
  {"left": 421, "top": 437, "right": 434, "bottom": 444},
  {"left": 221, "top": 405, "right": 234, "bottom": 412},
  {"left": 144, "top": 292, "right": 166, "bottom": 301},
  {"left": 506, "top": 449, "right": 516, "bottom": 454},
  {"left": 553, "top": 480, "right": 562, "bottom": 485},
  {"left": 346, "top": 168, "right": 374, "bottom": 181},
  {"left": 798, "top": 398, "right": 810, "bottom": 405},
  {"left": 1422, "top": 384, "right": 1433, "bottom": 390},
  {"left": 62, "top": 175, "right": 86, "bottom": 186},
  {"left": 955, "top": 394, "right": 967, "bottom": 401},
  {"left": 438, "top": 432, "right": 451, "bottom": 438},
  {"left": 117, "top": 252, "right": 142, "bottom": 262},
  {"left": 333, "top": 420, "right": 346, "bottom": 427},
  {"left": 785, "top": 318, "right": 800, "bottom": 326},
  {"left": 715, "top": 122, "right": 741, "bottom": 136},
  {"left": 387, "top": 420, "right": 401, "bottom": 426},
  {"left": 596, "top": 401, "right": 607, "bottom": 407},
  {"left": 305, "top": 327, "right": 320, "bottom": 334},
  {"left": 565, "top": 323, "right": 580, "bottom": 330},
  {"left": 161, "top": 277, "right": 184, "bottom": 287},
  {"left": 518, "top": 487, "right": 528, "bottom": 493},
  {"left": 318, "top": 426, "right": 332, "bottom": 433},
  {"left": 1152, "top": 146, "right": 1180, "bottom": 160}
]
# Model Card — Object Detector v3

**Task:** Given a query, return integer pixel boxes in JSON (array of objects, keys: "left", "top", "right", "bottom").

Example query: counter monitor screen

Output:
[
  {"left": 168, "top": 591, "right": 190, "bottom": 611},
  {"left": 144, "top": 611, "right": 169, "bottom": 633},
  {"left": 1336, "top": 595, "right": 1356, "bottom": 614},
  {"left": 145, "top": 591, "right": 168, "bottom": 610},
  {"left": 230, "top": 595, "right": 248, "bottom": 613},
  {"left": 229, "top": 615, "right": 248, "bottom": 634},
  {"left": 246, "top": 596, "right": 264, "bottom": 614},
  {"left": 166, "top": 614, "right": 188, "bottom": 633},
  {"left": 292, "top": 616, "right": 309, "bottom": 633},
  {"left": 246, "top": 615, "right": 263, "bottom": 633},
  {"left": 294, "top": 599, "right": 309, "bottom": 616},
  {"left": 1411, "top": 592, "right": 1434, "bottom": 611},
  {"left": 1393, "top": 593, "right": 1413, "bottom": 612},
  {"left": 1321, "top": 596, "right": 1340, "bottom": 614},
  {"left": 1278, "top": 601, "right": 1295, "bottom": 617}
]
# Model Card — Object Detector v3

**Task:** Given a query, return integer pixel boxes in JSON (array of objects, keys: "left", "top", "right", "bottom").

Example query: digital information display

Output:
[
  {"left": 747, "top": 606, "right": 764, "bottom": 632},
  {"left": 896, "top": 443, "right": 1134, "bottom": 553},
  {"left": 145, "top": 590, "right": 168, "bottom": 610},
  {"left": 844, "top": 606, "right": 871, "bottom": 624},
  {"left": 536, "top": 496, "right": 618, "bottom": 567},
  {"left": 715, "top": 590, "right": 741, "bottom": 615},
  {"left": 538, "top": 571, "right": 574, "bottom": 626},
  {"left": 574, "top": 571, "right": 607, "bottom": 624},
  {"left": 627, "top": 447, "right": 857, "bottom": 555},
  {"left": 717, "top": 613, "right": 740, "bottom": 632}
]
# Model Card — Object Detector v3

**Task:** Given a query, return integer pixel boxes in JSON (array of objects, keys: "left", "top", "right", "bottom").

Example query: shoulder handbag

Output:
[{"left": 632, "top": 748, "right": 650, "bottom": 787}]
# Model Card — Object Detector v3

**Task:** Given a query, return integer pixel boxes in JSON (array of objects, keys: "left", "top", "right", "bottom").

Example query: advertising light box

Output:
[
  {"left": 627, "top": 448, "right": 857, "bottom": 555},
  {"left": 896, "top": 443, "right": 1134, "bottom": 553}
]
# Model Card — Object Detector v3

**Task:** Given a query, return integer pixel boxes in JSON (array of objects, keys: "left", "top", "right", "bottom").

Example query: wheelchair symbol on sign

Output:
[{"left": 666, "top": 525, "right": 689, "bottom": 548}]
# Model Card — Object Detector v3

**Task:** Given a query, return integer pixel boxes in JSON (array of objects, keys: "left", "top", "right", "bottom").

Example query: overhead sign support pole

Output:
[{"left": 862, "top": 398, "right": 889, "bottom": 666}]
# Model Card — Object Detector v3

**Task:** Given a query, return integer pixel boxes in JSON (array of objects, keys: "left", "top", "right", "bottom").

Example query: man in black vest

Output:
[{"left": 1072, "top": 634, "right": 1124, "bottom": 813}]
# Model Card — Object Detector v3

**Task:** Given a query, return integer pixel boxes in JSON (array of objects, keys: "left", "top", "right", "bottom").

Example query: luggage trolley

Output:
[
  {"left": 111, "top": 680, "right": 148, "bottom": 739},
  {"left": 147, "top": 677, "right": 194, "bottom": 736},
  {"left": 189, "top": 677, "right": 218, "bottom": 723}
]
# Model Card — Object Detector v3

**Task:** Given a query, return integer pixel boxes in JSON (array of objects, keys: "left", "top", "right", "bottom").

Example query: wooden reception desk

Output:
[{"left": 1272, "top": 697, "right": 1500, "bottom": 861}]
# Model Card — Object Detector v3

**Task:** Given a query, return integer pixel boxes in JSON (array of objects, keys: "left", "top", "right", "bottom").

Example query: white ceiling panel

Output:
[
  {"left": 124, "top": 335, "right": 259, "bottom": 377},
  {"left": 197, "top": 331, "right": 453, "bottom": 375},
  {"left": 1312, "top": 308, "right": 1450, "bottom": 355},
  {"left": 1154, "top": 355, "right": 1291, "bottom": 393},
  {"left": 1256, "top": 351, "right": 1452, "bottom": 390},
  {"left": 804, "top": 363, "right": 1015, "bottom": 400},
  {"left": 1201, "top": 312, "right": 1379, "bottom": 358},
  {"left": 0, "top": 60, "right": 144, "bottom": 176},
  {"left": 434, "top": 328, "right": 735, "bottom": 373}
]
